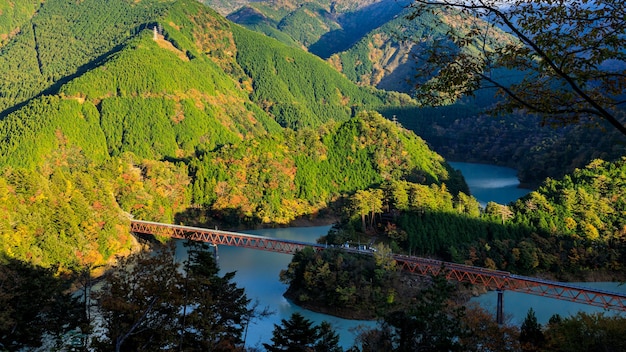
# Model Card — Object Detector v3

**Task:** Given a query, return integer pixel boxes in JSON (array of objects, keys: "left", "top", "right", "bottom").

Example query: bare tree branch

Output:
[{"left": 407, "top": 0, "right": 626, "bottom": 136}]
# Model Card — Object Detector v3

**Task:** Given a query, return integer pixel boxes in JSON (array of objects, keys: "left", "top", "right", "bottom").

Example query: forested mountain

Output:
[
  {"left": 223, "top": 0, "right": 513, "bottom": 94},
  {"left": 227, "top": 0, "right": 410, "bottom": 58},
  {"left": 1, "top": 0, "right": 624, "bottom": 349},
  {"left": 0, "top": 0, "right": 412, "bottom": 167},
  {"left": 225, "top": 0, "right": 419, "bottom": 92},
  {"left": 223, "top": 0, "right": 625, "bottom": 187},
  {"left": 0, "top": 0, "right": 459, "bottom": 270}
]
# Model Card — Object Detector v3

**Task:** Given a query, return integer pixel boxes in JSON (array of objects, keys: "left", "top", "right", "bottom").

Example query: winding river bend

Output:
[
  {"left": 177, "top": 162, "right": 624, "bottom": 349},
  {"left": 450, "top": 162, "right": 626, "bottom": 325}
]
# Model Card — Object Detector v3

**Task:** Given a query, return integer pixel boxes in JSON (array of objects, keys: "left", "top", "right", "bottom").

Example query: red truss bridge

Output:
[
  {"left": 131, "top": 220, "right": 626, "bottom": 316},
  {"left": 130, "top": 219, "right": 328, "bottom": 254}
]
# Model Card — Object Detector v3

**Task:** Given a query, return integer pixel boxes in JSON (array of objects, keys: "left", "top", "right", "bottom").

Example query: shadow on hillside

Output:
[
  {"left": 1, "top": 23, "right": 162, "bottom": 119},
  {"left": 0, "top": 255, "right": 84, "bottom": 350},
  {"left": 323, "top": 208, "right": 571, "bottom": 278},
  {"left": 309, "top": 0, "right": 410, "bottom": 58},
  {"left": 0, "top": 40, "right": 126, "bottom": 119}
]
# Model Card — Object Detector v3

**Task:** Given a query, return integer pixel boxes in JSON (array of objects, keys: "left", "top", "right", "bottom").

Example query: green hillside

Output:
[
  {"left": 326, "top": 9, "right": 432, "bottom": 93},
  {"left": 0, "top": 0, "right": 410, "bottom": 168},
  {"left": 0, "top": 0, "right": 456, "bottom": 270},
  {"left": 0, "top": 0, "right": 177, "bottom": 115},
  {"left": 0, "top": 0, "right": 275, "bottom": 168},
  {"left": 188, "top": 111, "right": 465, "bottom": 225},
  {"left": 232, "top": 24, "right": 408, "bottom": 129},
  {"left": 227, "top": 6, "right": 304, "bottom": 49},
  {"left": 0, "top": 0, "right": 41, "bottom": 46}
]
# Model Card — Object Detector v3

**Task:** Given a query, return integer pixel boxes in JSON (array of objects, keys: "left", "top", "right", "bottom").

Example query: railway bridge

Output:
[{"left": 130, "top": 219, "right": 626, "bottom": 323}]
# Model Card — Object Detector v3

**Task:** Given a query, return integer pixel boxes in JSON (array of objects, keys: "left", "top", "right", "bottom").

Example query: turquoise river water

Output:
[{"left": 177, "top": 162, "right": 625, "bottom": 349}]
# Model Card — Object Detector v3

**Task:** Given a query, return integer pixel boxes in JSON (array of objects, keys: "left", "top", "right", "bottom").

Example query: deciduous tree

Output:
[
  {"left": 407, "top": 0, "right": 626, "bottom": 136},
  {"left": 93, "top": 243, "right": 184, "bottom": 352},
  {"left": 460, "top": 303, "right": 520, "bottom": 352},
  {"left": 543, "top": 312, "right": 626, "bottom": 352}
]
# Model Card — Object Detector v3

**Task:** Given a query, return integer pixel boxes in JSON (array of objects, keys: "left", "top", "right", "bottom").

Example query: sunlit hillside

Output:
[{"left": 0, "top": 0, "right": 459, "bottom": 270}]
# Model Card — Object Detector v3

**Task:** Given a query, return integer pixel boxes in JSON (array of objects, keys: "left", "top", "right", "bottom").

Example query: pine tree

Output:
[
  {"left": 179, "top": 240, "right": 252, "bottom": 351},
  {"left": 355, "top": 272, "right": 467, "bottom": 352},
  {"left": 0, "top": 258, "right": 82, "bottom": 351},
  {"left": 315, "top": 321, "right": 342, "bottom": 352},
  {"left": 519, "top": 308, "right": 545, "bottom": 352},
  {"left": 263, "top": 312, "right": 342, "bottom": 352}
]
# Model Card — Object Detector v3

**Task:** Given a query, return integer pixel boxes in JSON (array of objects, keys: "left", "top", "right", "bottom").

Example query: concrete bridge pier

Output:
[
  {"left": 211, "top": 244, "right": 219, "bottom": 260},
  {"left": 496, "top": 289, "right": 504, "bottom": 324}
]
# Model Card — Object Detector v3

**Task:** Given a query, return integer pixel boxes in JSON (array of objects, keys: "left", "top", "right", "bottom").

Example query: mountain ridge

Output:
[{"left": 0, "top": 0, "right": 462, "bottom": 270}]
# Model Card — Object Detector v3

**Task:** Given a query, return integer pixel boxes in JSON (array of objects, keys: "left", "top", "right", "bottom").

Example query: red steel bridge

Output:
[{"left": 131, "top": 219, "right": 626, "bottom": 319}]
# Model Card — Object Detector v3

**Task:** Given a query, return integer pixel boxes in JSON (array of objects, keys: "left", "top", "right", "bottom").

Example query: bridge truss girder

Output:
[
  {"left": 131, "top": 220, "right": 626, "bottom": 312},
  {"left": 393, "top": 255, "right": 626, "bottom": 311},
  {"left": 130, "top": 220, "right": 322, "bottom": 254}
]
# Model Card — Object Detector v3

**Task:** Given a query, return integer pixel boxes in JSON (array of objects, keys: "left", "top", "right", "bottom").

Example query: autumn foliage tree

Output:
[
  {"left": 93, "top": 243, "right": 184, "bottom": 352},
  {"left": 460, "top": 303, "right": 520, "bottom": 352},
  {"left": 543, "top": 312, "right": 626, "bottom": 352}
]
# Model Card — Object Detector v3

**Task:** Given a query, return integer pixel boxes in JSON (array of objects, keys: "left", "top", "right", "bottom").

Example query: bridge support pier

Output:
[
  {"left": 496, "top": 289, "right": 504, "bottom": 325},
  {"left": 211, "top": 244, "right": 219, "bottom": 260}
]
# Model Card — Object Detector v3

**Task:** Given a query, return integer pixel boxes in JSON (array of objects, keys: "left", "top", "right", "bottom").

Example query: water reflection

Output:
[{"left": 449, "top": 161, "right": 531, "bottom": 206}]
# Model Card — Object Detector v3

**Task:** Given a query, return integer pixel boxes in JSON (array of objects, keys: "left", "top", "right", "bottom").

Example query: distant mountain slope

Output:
[
  {"left": 226, "top": 0, "right": 409, "bottom": 58},
  {"left": 225, "top": 0, "right": 501, "bottom": 94},
  {"left": 202, "top": 0, "right": 385, "bottom": 17},
  {"left": 231, "top": 24, "right": 406, "bottom": 129},
  {"left": 224, "top": 0, "right": 419, "bottom": 93},
  {"left": 199, "top": 0, "right": 250, "bottom": 16},
  {"left": 307, "top": 0, "right": 410, "bottom": 59},
  {"left": 326, "top": 8, "right": 430, "bottom": 93}
]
